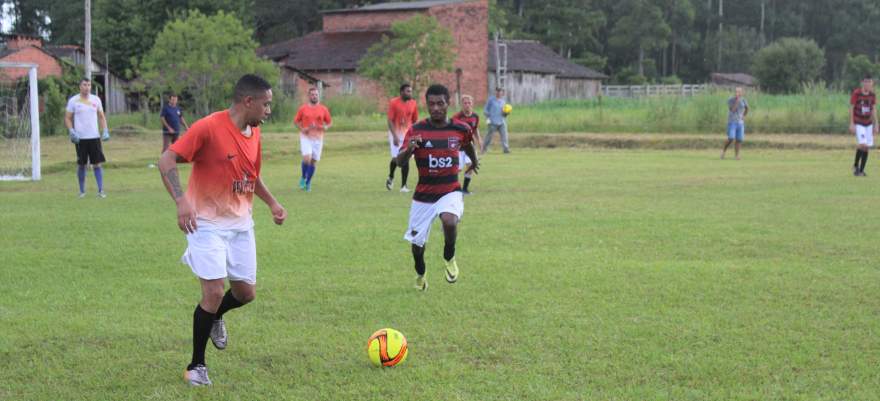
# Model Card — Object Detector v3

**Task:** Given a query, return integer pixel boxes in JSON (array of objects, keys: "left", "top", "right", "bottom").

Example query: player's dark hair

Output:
[
  {"left": 308, "top": 87, "right": 319, "bottom": 93},
  {"left": 399, "top": 83, "right": 412, "bottom": 92},
  {"left": 233, "top": 74, "right": 272, "bottom": 103},
  {"left": 425, "top": 84, "right": 450, "bottom": 102},
  {"left": 864, "top": 74, "right": 874, "bottom": 81},
  {"left": 80, "top": 78, "right": 91, "bottom": 84}
]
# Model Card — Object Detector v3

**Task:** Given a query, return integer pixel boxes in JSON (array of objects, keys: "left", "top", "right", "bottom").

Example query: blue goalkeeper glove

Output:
[
  {"left": 68, "top": 128, "right": 79, "bottom": 144},
  {"left": 102, "top": 128, "right": 110, "bottom": 141}
]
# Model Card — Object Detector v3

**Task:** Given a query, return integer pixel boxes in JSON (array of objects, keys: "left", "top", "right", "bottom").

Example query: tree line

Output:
[{"left": 6, "top": 0, "right": 880, "bottom": 91}]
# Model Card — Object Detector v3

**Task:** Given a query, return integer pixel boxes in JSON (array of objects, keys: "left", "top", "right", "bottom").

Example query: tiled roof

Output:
[{"left": 489, "top": 40, "right": 607, "bottom": 79}]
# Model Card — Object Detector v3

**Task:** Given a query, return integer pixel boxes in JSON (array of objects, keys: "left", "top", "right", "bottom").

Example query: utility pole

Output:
[
  {"left": 84, "top": 0, "right": 92, "bottom": 82},
  {"left": 716, "top": 0, "right": 723, "bottom": 72}
]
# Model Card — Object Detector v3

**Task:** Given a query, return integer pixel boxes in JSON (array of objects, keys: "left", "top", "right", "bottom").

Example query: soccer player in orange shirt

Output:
[
  {"left": 158, "top": 74, "right": 288, "bottom": 386},
  {"left": 294, "top": 87, "right": 332, "bottom": 191},
  {"left": 386, "top": 83, "right": 419, "bottom": 192}
]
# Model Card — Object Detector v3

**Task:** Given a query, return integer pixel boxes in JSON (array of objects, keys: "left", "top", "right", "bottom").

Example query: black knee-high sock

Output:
[
  {"left": 215, "top": 290, "right": 244, "bottom": 319},
  {"left": 412, "top": 244, "right": 426, "bottom": 275},
  {"left": 855, "top": 149, "right": 864, "bottom": 168},
  {"left": 861, "top": 150, "right": 869, "bottom": 172},
  {"left": 189, "top": 304, "right": 215, "bottom": 369},
  {"left": 388, "top": 160, "right": 397, "bottom": 179},
  {"left": 463, "top": 176, "right": 471, "bottom": 191},
  {"left": 442, "top": 221, "right": 457, "bottom": 261},
  {"left": 400, "top": 162, "right": 409, "bottom": 187}
]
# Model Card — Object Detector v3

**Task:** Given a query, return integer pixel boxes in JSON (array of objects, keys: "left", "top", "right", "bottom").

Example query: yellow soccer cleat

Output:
[
  {"left": 444, "top": 258, "right": 459, "bottom": 283},
  {"left": 414, "top": 274, "right": 427, "bottom": 291}
]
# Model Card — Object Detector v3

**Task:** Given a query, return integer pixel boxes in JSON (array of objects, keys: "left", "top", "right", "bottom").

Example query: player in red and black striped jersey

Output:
[
  {"left": 452, "top": 94, "right": 482, "bottom": 194},
  {"left": 396, "top": 84, "right": 479, "bottom": 290},
  {"left": 850, "top": 75, "right": 878, "bottom": 176}
]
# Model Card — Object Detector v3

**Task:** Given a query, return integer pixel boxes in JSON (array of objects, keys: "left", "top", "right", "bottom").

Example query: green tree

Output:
[
  {"left": 842, "top": 54, "right": 880, "bottom": 88},
  {"left": 140, "top": 10, "right": 278, "bottom": 116},
  {"left": 359, "top": 15, "right": 455, "bottom": 97},
  {"left": 752, "top": 37, "right": 825, "bottom": 93},
  {"left": 608, "top": 0, "right": 671, "bottom": 77}
]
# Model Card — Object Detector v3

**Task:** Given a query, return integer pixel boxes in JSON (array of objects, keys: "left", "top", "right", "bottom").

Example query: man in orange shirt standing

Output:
[
  {"left": 158, "top": 74, "right": 287, "bottom": 386},
  {"left": 294, "top": 87, "right": 332, "bottom": 192},
  {"left": 386, "top": 83, "right": 419, "bottom": 192}
]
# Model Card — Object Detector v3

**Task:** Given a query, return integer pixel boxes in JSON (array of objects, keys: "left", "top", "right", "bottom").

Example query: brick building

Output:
[
  {"left": 0, "top": 33, "right": 131, "bottom": 113},
  {"left": 258, "top": 0, "right": 489, "bottom": 106}
]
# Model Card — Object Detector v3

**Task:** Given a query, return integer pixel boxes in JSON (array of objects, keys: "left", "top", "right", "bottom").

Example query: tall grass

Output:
[{"left": 108, "top": 89, "right": 853, "bottom": 135}]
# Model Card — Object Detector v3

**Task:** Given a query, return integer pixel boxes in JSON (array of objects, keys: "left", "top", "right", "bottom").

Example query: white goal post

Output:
[{"left": 0, "top": 62, "right": 40, "bottom": 181}]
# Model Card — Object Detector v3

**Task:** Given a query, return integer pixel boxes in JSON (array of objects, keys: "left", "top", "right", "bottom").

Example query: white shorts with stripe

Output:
[{"left": 403, "top": 191, "right": 464, "bottom": 247}]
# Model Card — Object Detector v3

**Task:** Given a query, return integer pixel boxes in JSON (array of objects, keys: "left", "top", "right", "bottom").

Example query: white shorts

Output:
[
  {"left": 389, "top": 132, "right": 403, "bottom": 158},
  {"left": 856, "top": 124, "right": 874, "bottom": 147},
  {"left": 300, "top": 135, "right": 324, "bottom": 161},
  {"left": 403, "top": 191, "right": 464, "bottom": 247},
  {"left": 181, "top": 228, "right": 257, "bottom": 284},
  {"left": 459, "top": 151, "right": 472, "bottom": 167}
]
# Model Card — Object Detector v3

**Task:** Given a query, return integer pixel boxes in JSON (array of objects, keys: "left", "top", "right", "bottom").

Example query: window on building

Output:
[{"left": 342, "top": 75, "right": 355, "bottom": 95}]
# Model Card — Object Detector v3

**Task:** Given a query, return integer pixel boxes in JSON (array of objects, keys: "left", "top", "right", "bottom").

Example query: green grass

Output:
[
  {"left": 2, "top": 132, "right": 879, "bottom": 400},
  {"left": 106, "top": 88, "right": 855, "bottom": 136}
]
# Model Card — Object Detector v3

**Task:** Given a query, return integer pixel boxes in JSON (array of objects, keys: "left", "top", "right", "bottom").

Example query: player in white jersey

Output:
[{"left": 65, "top": 78, "right": 111, "bottom": 198}]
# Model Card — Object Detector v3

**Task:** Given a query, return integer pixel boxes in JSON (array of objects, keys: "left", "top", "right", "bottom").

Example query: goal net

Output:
[{"left": 0, "top": 63, "right": 40, "bottom": 181}]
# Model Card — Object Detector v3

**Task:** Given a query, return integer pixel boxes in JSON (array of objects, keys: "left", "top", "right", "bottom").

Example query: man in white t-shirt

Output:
[{"left": 65, "top": 78, "right": 111, "bottom": 198}]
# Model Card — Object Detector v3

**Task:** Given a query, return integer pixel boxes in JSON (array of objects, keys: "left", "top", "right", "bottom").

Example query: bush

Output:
[
  {"left": 842, "top": 54, "right": 879, "bottom": 88},
  {"left": 37, "top": 63, "right": 83, "bottom": 136},
  {"left": 752, "top": 37, "right": 825, "bottom": 93}
]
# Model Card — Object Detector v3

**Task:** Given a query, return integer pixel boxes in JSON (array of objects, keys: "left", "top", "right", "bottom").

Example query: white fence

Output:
[{"left": 601, "top": 84, "right": 708, "bottom": 98}]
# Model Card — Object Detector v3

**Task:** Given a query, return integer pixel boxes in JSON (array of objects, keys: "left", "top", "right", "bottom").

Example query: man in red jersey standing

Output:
[
  {"left": 396, "top": 84, "right": 479, "bottom": 291},
  {"left": 850, "top": 75, "right": 878, "bottom": 176}
]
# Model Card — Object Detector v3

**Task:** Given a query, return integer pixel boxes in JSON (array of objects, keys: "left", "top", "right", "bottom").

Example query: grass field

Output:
[
  {"left": 103, "top": 87, "right": 854, "bottom": 136},
  {"left": 2, "top": 131, "right": 879, "bottom": 400}
]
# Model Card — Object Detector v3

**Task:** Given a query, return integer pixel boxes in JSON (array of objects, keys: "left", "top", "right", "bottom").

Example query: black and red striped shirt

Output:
[
  {"left": 851, "top": 88, "right": 876, "bottom": 126},
  {"left": 452, "top": 111, "right": 480, "bottom": 133},
  {"left": 401, "top": 119, "right": 473, "bottom": 203}
]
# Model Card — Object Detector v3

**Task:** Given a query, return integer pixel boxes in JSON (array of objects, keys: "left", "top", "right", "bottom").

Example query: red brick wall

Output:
[
  {"left": 0, "top": 47, "right": 63, "bottom": 81},
  {"left": 430, "top": 0, "right": 489, "bottom": 105},
  {"left": 323, "top": 10, "right": 421, "bottom": 32},
  {"left": 319, "top": 0, "right": 489, "bottom": 105}
]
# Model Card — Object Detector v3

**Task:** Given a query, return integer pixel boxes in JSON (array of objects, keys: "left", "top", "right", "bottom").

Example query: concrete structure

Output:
[{"left": 0, "top": 33, "right": 130, "bottom": 113}]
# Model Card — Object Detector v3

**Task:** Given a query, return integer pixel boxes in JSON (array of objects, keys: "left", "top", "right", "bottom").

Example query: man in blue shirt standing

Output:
[
  {"left": 160, "top": 94, "right": 189, "bottom": 152},
  {"left": 482, "top": 87, "right": 510, "bottom": 154}
]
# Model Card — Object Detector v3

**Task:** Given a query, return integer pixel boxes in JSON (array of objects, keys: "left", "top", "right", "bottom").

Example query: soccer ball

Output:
[
  {"left": 367, "top": 328, "right": 408, "bottom": 367},
  {"left": 502, "top": 104, "right": 513, "bottom": 114}
]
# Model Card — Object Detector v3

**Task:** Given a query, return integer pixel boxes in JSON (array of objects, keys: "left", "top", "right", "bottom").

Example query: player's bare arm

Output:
[
  {"left": 64, "top": 111, "right": 74, "bottom": 130},
  {"left": 388, "top": 119, "right": 400, "bottom": 147},
  {"left": 158, "top": 149, "right": 197, "bottom": 233},
  {"left": 463, "top": 142, "right": 479, "bottom": 175},
  {"left": 161, "top": 116, "right": 175, "bottom": 133},
  {"left": 396, "top": 134, "right": 422, "bottom": 166},
  {"left": 255, "top": 177, "right": 287, "bottom": 225}
]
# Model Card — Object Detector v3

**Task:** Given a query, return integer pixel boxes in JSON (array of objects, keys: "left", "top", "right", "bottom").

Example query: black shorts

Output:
[
  {"left": 75, "top": 138, "right": 106, "bottom": 165},
  {"left": 163, "top": 132, "right": 179, "bottom": 143}
]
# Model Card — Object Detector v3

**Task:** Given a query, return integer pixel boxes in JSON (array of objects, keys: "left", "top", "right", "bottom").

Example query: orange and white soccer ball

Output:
[{"left": 367, "top": 328, "right": 408, "bottom": 367}]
